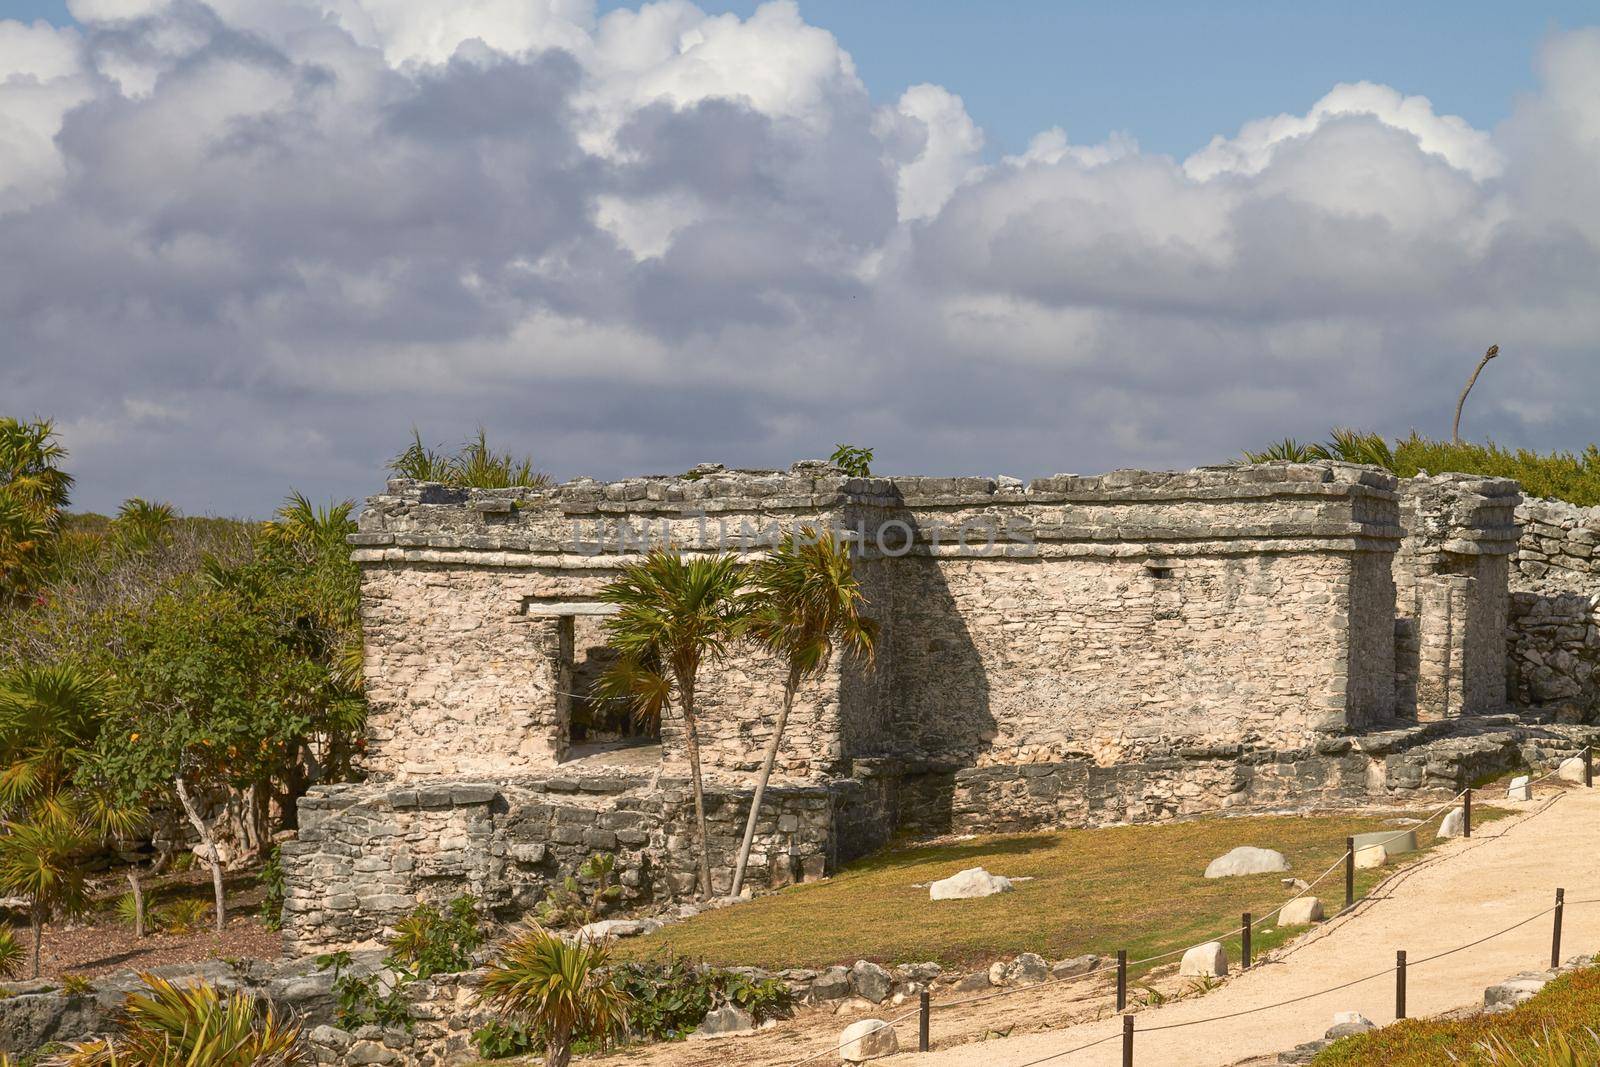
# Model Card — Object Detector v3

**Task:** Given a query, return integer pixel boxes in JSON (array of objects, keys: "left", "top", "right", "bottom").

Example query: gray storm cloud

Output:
[{"left": 2, "top": 1, "right": 1598, "bottom": 515}]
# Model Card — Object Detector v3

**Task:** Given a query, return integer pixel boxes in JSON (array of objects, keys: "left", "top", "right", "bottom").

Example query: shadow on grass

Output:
[{"left": 849, "top": 834, "right": 1063, "bottom": 875}]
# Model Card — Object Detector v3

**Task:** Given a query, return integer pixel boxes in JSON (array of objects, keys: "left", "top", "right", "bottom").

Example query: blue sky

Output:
[{"left": 12, "top": 0, "right": 1597, "bottom": 158}]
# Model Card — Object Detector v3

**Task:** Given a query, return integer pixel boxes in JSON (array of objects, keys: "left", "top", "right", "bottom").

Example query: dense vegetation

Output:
[
  {"left": 1243, "top": 430, "right": 1600, "bottom": 506},
  {"left": 0, "top": 417, "right": 367, "bottom": 959},
  {"left": 1314, "top": 965, "right": 1600, "bottom": 1065}
]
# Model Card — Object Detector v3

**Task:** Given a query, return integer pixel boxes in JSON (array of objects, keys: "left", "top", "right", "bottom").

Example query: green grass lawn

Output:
[
  {"left": 618, "top": 808, "right": 1500, "bottom": 972},
  {"left": 1313, "top": 965, "right": 1600, "bottom": 1066}
]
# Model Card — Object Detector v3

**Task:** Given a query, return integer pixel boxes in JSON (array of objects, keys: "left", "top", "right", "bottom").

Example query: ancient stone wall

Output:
[
  {"left": 350, "top": 462, "right": 1405, "bottom": 782},
  {"left": 1393, "top": 475, "right": 1521, "bottom": 719},
  {"left": 279, "top": 768, "right": 884, "bottom": 954},
  {"left": 1509, "top": 497, "right": 1600, "bottom": 714}
]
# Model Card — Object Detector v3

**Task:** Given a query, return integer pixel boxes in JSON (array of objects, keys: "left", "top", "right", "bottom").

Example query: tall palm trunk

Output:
[
  {"left": 731, "top": 666, "right": 801, "bottom": 899},
  {"left": 678, "top": 676, "right": 713, "bottom": 899}
]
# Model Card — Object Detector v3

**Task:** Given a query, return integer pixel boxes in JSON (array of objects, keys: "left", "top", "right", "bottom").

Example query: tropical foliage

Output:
[
  {"left": 828, "top": 443, "right": 873, "bottom": 477},
  {"left": 599, "top": 550, "right": 748, "bottom": 898},
  {"left": 0, "top": 417, "right": 74, "bottom": 607},
  {"left": 388, "top": 429, "right": 550, "bottom": 489},
  {"left": 41, "top": 973, "right": 303, "bottom": 1067},
  {"left": 1243, "top": 429, "right": 1600, "bottom": 506},
  {"left": 731, "top": 528, "right": 876, "bottom": 897},
  {"left": 475, "top": 923, "right": 628, "bottom": 1067}
]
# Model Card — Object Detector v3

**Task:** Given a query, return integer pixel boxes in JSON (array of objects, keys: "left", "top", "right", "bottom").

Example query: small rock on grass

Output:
[
  {"left": 1204, "top": 847, "right": 1290, "bottom": 879},
  {"left": 1354, "top": 844, "right": 1387, "bottom": 869},
  {"left": 929, "top": 867, "right": 1013, "bottom": 900},
  {"left": 1279, "top": 896, "right": 1324, "bottom": 925},
  {"left": 1178, "top": 941, "right": 1227, "bottom": 978}
]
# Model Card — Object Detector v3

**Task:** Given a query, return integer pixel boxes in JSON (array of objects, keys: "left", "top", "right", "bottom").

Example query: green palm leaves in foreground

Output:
[
  {"left": 599, "top": 550, "right": 747, "bottom": 898},
  {"left": 0, "top": 416, "right": 74, "bottom": 603},
  {"left": 475, "top": 923, "right": 626, "bottom": 1067},
  {"left": 42, "top": 974, "right": 303, "bottom": 1067},
  {"left": 0, "top": 813, "right": 89, "bottom": 978},
  {"left": 730, "top": 529, "right": 877, "bottom": 897},
  {"left": 0, "top": 662, "right": 106, "bottom": 819}
]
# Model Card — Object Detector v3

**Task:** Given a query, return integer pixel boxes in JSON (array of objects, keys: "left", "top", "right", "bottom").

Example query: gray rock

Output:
[
  {"left": 1051, "top": 954, "right": 1099, "bottom": 979},
  {"left": 808, "top": 966, "right": 851, "bottom": 1002},
  {"left": 1279, "top": 897, "right": 1324, "bottom": 926},
  {"left": 850, "top": 960, "right": 893, "bottom": 1003},
  {"left": 1204, "top": 847, "right": 1290, "bottom": 878},
  {"left": 1485, "top": 972, "right": 1554, "bottom": 1007},
  {"left": 344, "top": 1040, "right": 400, "bottom": 1065},
  {"left": 1558, "top": 756, "right": 1589, "bottom": 784},
  {"left": 839, "top": 1018, "right": 898, "bottom": 1062},
  {"left": 1005, "top": 952, "right": 1050, "bottom": 985},
  {"left": 1436, "top": 807, "right": 1465, "bottom": 839},
  {"left": 1325, "top": 1011, "right": 1375, "bottom": 1039},
  {"left": 695, "top": 1003, "right": 755, "bottom": 1037},
  {"left": 951, "top": 971, "right": 992, "bottom": 992},
  {"left": 309, "top": 1024, "right": 356, "bottom": 1052},
  {"left": 1508, "top": 775, "right": 1533, "bottom": 801}
]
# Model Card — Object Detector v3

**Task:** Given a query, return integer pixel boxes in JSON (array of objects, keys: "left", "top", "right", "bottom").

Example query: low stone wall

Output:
[
  {"left": 1509, "top": 498, "right": 1600, "bottom": 716},
  {"left": 282, "top": 768, "right": 893, "bottom": 954},
  {"left": 897, "top": 717, "right": 1600, "bottom": 836}
]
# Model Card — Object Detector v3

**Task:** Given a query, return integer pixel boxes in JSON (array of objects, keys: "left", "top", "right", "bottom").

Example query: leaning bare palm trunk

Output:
[
  {"left": 174, "top": 775, "right": 226, "bottom": 932},
  {"left": 679, "top": 680, "right": 714, "bottom": 899},
  {"left": 731, "top": 672, "right": 799, "bottom": 899}
]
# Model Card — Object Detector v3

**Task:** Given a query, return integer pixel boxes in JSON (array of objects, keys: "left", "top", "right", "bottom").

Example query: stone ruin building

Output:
[{"left": 280, "top": 461, "right": 1600, "bottom": 953}]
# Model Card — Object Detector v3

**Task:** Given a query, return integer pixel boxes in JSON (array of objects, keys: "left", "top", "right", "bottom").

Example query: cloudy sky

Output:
[{"left": 3, "top": 1, "right": 1599, "bottom": 517}]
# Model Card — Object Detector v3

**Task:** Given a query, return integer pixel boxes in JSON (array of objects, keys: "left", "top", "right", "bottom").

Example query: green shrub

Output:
[
  {"left": 313, "top": 951, "right": 414, "bottom": 1033},
  {"left": 155, "top": 898, "right": 211, "bottom": 934},
  {"left": 258, "top": 847, "right": 285, "bottom": 932},
  {"left": 387, "top": 895, "right": 482, "bottom": 978},
  {"left": 536, "top": 855, "right": 623, "bottom": 929},
  {"left": 829, "top": 444, "right": 873, "bottom": 477},
  {"left": 1243, "top": 429, "right": 1600, "bottom": 507},
  {"left": 608, "top": 950, "right": 795, "bottom": 1043},
  {"left": 470, "top": 1019, "right": 538, "bottom": 1060},
  {"left": 0, "top": 928, "right": 23, "bottom": 978}
]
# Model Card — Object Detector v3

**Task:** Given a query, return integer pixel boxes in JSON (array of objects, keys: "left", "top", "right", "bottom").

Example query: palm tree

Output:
[
  {"left": 0, "top": 417, "right": 74, "bottom": 604},
  {"left": 110, "top": 499, "right": 178, "bottom": 554},
  {"left": 0, "top": 663, "right": 105, "bottom": 820},
  {"left": 730, "top": 529, "right": 877, "bottom": 898},
  {"left": 474, "top": 923, "right": 626, "bottom": 1067},
  {"left": 0, "top": 813, "right": 89, "bottom": 977},
  {"left": 599, "top": 550, "right": 746, "bottom": 898}
]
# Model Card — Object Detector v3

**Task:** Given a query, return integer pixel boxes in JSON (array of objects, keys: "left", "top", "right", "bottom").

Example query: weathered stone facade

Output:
[{"left": 275, "top": 458, "right": 1600, "bottom": 953}]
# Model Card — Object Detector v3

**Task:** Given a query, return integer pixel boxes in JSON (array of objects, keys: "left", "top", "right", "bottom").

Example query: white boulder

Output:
[
  {"left": 1558, "top": 757, "right": 1589, "bottom": 784},
  {"left": 1204, "top": 847, "right": 1290, "bottom": 879},
  {"left": 1354, "top": 844, "right": 1387, "bottom": 869},
  {"left": 1326, "top": 1011, "right": 1376, "bottom": 1038},
  {"left": 1437, "top": 807, "right": 1465, "bottom": 839},
  {"left": 839, "top": 1019, "right": 898, "bottom": 1061},
  {"left": 1178, "top": 941, "right": 1228, "bottom": 977},
  {"left": 929, "top": 867, "right": 1013, "bottom": 900},
  {"left": 1508, "top": 775, "right": 1533, "bottom": 801},
  {"left": 1279, "top": 897, "right": 1324, "bottom": 926}
]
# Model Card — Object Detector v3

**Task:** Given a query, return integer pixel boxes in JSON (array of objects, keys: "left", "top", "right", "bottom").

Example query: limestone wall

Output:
[
  {"left": 279, "top": 768, "right": 885, "bottom": 954},
  {"left": 1393, "top": 475, "right": 1522, "bottom": 719},
  {"left": 350, "top": 461, "right": 1404, "bottom": 783},
  {"left": 1509, "top": 497, "right": 1600, "bottom": 714}
]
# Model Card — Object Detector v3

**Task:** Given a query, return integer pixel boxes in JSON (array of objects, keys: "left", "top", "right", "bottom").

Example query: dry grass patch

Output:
[{"left": 619, "top": 809, "right": 1484, "bottom": 972}]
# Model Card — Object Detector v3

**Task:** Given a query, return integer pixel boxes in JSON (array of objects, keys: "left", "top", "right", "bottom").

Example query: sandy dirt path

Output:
[{"left": 585, "top": 785, "right": 1599, "bottom": 1067}]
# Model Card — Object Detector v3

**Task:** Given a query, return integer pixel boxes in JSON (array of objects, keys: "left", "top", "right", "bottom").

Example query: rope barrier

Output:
[{"left": 778, "top": 750, "right": 1590, "bottom": 1065}]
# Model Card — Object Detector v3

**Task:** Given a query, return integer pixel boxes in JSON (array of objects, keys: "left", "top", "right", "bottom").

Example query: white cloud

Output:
[
  {"left": 2, "top": 3, "right": 1599, "bottom": 517},
  {"left": 1184, "top": 81, "right": 1504, "bottom": 182}
]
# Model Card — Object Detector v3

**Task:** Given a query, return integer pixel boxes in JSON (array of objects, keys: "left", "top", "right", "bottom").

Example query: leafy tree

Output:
[
  {"left": 474, "top": 923, "right": 627, "bottom": 1067},
  {"left": 829, "top": 444, "right": 873, "bottom": 477},
  {"left": 388, "top": 428, "right": 550, "bottom": 489},
  {"left": 599, "top": 550, "right": 746, "bottom": 898},
  {"left": 0, "top": 417, "right": 74, "bottom": 606},
  {"left": 0, "top": 813, "right": 90, "bottom": 977},
  {"left": 730, "top": 529, "right": 876, "bottom": 897}
]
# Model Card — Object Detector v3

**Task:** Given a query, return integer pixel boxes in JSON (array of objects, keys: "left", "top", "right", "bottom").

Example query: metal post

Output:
[
  {"left": 1463, "top": 788, "right": 1472, "bottom": 838},
  {"left": 1116, "top": 950, "right": 1128, "bottom": 1012},
  {"left": 1122, "top": 1014, "right": 1134, "bottom": 1067},
  {"left": 1586, "top": 747, "right": 1593, "bottom": 788},
  {"left": 1552, "top": 888, "right": 1565, "bottom": 969},
  {"left": 1242, "top": 913, "right": 1252, "bottom": 970},
  {"left": 1395, "top": 950, "right": 1407, "bottom": 1019},
  {"left": 918, "top": 990, "right": 929, "bottom": 1052},
  {"left": 1345, "top": 837, "right": 1355, "bottom": 910}
]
